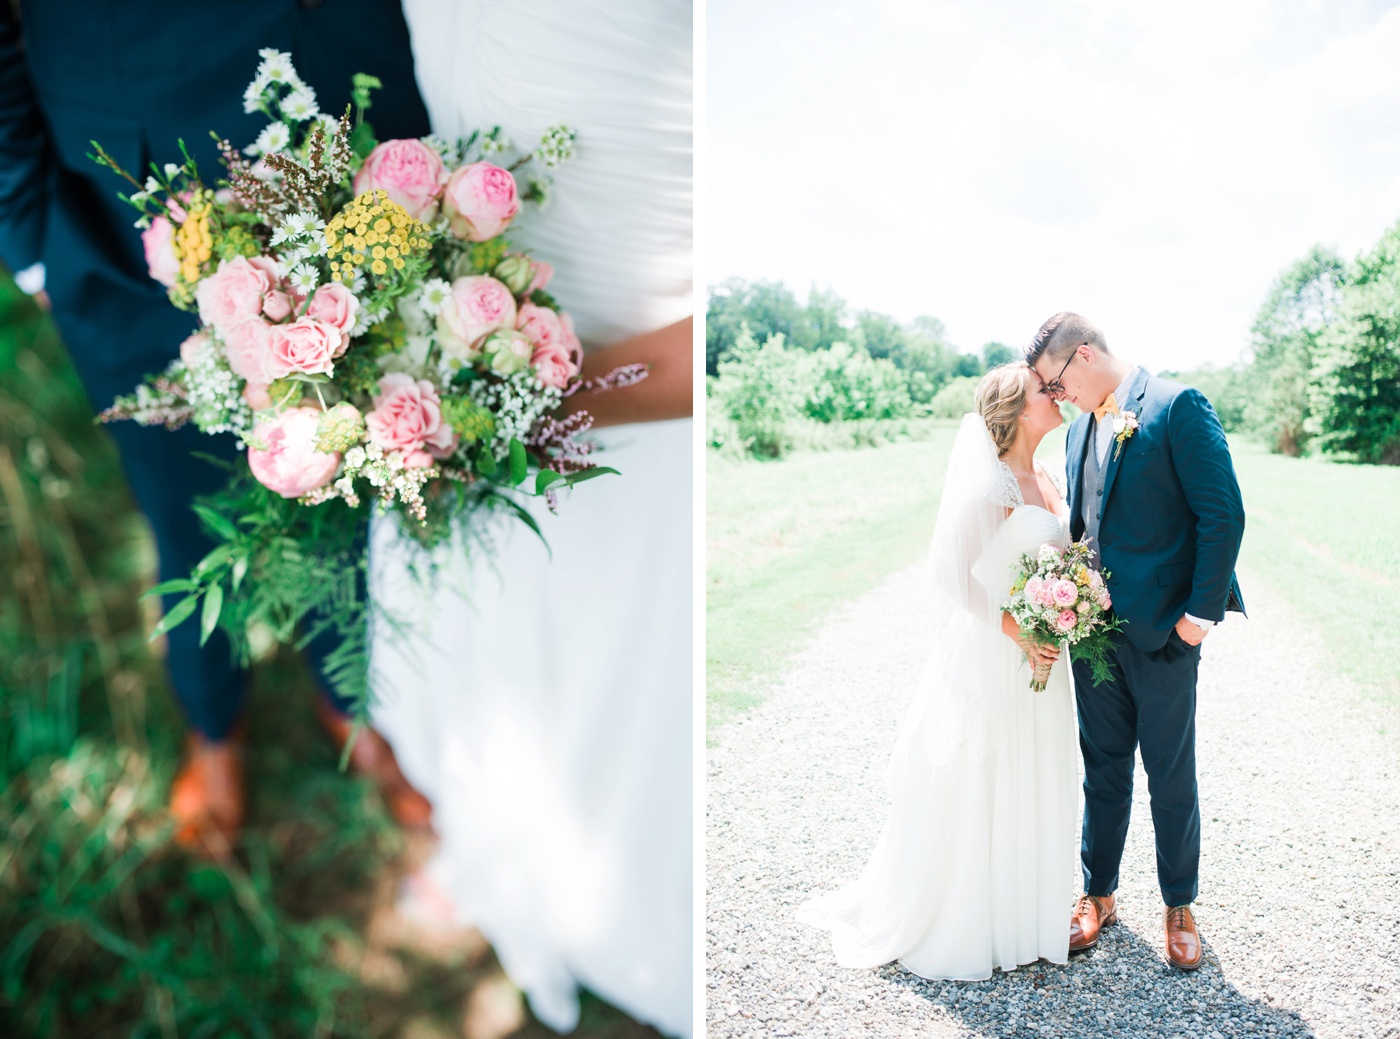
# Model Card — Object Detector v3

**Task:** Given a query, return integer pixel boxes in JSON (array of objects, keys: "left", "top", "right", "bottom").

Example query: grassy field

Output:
[
  {"left": 706, "top": 427, "right": 1400, "bottom": 730},
  {"left": 0, "top": 276, "right": 655, "bottom": 1037}
]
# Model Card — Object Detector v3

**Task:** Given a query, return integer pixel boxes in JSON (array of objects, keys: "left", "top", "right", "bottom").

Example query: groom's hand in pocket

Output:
[{"left": 1174, "top": 615, "right": 1208, "bottom": 647}]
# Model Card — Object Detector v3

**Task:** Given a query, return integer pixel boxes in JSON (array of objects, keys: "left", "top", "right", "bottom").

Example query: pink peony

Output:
[
  {"left": 364, "top": 372, "right": 456, "bottom": 459},
  {"left": 222, "top": 319, "right": 275, "bottom": 384},
  {"left": 352, "top": 139, "right": 445, "bottom": 221},
  {"left": 306, "top": 282, "right": 360, "bottom": 346},
  {"left": 247, "top": 407, "right": 341, "bottom": 498},
  {"left": 196, "top": 256, "right": 274, "bottom": 331},
  {"left": 437, "top": 275, "right": 518, "bottom": 361},
  {"left": 1052, "top": 580, "right": 1079, "bottom": 607},
  {"left": 142, "top": 216, "right": 179, "bottom": 287},
  {"left": 442, "top": 161, "right": 520, "bottom": 242},
  {"left": 1056, "top": 609, "right": 1078, "bottom": 632},
  {"left": 1023, "top": 576, "right": 1044, "bottom": 602}
]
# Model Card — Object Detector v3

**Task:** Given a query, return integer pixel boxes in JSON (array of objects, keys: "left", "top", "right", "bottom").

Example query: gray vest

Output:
[{"left": 1081, "top": 420, "right": 1110, "bottom": 563}]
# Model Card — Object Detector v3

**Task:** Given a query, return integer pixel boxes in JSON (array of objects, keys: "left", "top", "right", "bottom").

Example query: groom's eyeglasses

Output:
[{"left": 1042, "top": 345, "right": 1083, "bottom": 397}]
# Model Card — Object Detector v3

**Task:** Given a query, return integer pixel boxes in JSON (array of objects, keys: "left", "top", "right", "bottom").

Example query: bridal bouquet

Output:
[
  {"left": 1004, "top": 539, "right": 1123, "bottom": 691},
  {"left": 91, "top": 51, "right": 643, "bottom": 712}
]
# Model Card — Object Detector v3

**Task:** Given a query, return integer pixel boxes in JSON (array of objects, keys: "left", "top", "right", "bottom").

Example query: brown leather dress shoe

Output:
[
  {"left": 315, "top": 697, "right": 434, "bottom": 830},
  {"left": 170, "top": 729, "right": 245, "bottom": 858},
  {"left": 1069, "top": 892, "right": 1118, "bottom": 951},
  {"left": 1164, "top": 904, "right": 1203, "bottom": 970}
]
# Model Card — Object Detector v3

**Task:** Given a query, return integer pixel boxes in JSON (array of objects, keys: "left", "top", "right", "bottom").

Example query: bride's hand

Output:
[
  {"left": 1001, "top": 612, "right": 1060, "bottom": 669},
  {"left": 561, "top": 316, "right": 692, "bottom": 428}
]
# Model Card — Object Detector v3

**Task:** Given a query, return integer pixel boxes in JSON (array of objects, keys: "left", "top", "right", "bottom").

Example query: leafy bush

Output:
[
  {"left": 711, "top": 326, "right": 807, "bottom": 457},
  {"left": 927, "top": 375, "right": 980, "bottom": 419},
  {"left": 803, "top": 341, "right": 913, "bottom": 422}
]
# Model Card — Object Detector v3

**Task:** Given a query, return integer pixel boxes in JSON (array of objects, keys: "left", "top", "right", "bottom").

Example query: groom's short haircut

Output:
[{"left": 1025, "top": 312, "right": 1110, "bottom": 366}]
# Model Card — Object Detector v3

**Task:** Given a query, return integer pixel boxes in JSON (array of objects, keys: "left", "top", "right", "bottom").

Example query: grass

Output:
[
  {"left": 706, "top": 424, "right": 1400, "bottom": 731},
  {"left": 0, "top": 274, "right": 658, "bottom": 1038}
]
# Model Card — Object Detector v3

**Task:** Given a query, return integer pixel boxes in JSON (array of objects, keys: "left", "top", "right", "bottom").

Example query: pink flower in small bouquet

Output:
[
  {"left": 248, "top": 407, "right": 341, "bottom": 498},
  {"left": 438, "top": 275, "right": 518, "bottom": 360},
  {"left": 1004, "top": 537, "right": 1124, "bottom": 691},
  {"left": 306, "top": 282, "right": 359, "bottom": 345},
  {"left": 267, "top": 318, "right": 343, "bottom": 378},
  {"left": 443, "top": 161, "right": 520, "bottom": 242},
  {"left": 142, "top": 216, "right": 180, "bottom": 287},
  {"left": 353, "top": 138, "right": 445, "bottom": 221},
  {"left": 365, "top": 372, "right": 455, "bottom": 461}
]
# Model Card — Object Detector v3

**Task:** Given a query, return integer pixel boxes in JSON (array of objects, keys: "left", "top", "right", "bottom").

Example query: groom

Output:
[
  {"left": 1027, "top": 312, "right": 1245, "bottom": 971},
  {"left": 0, "top": 0, "right": 434, "bottom": 853}
]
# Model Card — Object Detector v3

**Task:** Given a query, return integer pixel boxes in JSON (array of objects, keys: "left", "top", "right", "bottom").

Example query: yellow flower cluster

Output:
[
  {"left": 174, "top": 195, "right": 213, "bottom": 284},
  {"left": 326, "top": 189, "right": 430, "bottom": 281},
  {"left": 1075, "top": 565, "right": 1092, "bottom": 587}
]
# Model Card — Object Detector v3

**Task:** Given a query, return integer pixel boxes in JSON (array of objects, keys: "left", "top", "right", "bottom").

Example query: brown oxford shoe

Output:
[
  {"left": 314, "top": 697, "right": 434, "bottom": 831},
  {"left": 1164, "top": 904, "right": 1203, "bottom": 970},
  {"left": 170, "top": 728, "right": 245, "bottom": 859},
  {"left": 1069, "top": 892, "right": 1118, "bottom": 952}
]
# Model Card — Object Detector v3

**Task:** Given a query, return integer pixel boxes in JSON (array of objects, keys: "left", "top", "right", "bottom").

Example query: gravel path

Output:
[{"left": 706, "top": 565, "right": 1400, "bottom": 1038}]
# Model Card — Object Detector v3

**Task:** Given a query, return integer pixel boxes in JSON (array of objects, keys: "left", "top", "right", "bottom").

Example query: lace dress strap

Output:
[
  {"left": 994, "top": 459, "right": 1024, "bottom": 508},
  {"left": 1035, "top": 459, "right": 1066, "bottom": 498}
]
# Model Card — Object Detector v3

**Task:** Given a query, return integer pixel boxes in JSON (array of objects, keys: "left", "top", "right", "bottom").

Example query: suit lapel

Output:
[
  {"left": 1066, "top": 415, "right": 1091, "bottom": 539},
  {"left": 1098, "top": 367, "right": 1150, "bottom": 521}
]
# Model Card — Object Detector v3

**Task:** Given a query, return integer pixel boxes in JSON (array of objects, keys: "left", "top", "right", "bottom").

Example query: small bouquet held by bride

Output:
[
  {"left": 91, "top": 50, "right": 644, "bottom": 712},
  {"left": 1004, "top": 539, "right": 1123, "bottom": 692}
]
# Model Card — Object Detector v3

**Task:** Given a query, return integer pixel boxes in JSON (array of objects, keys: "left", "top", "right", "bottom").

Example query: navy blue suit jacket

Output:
[
  {"left": 0, "top": 0, "right": 431, "bottom": 408},
  {"left": 1066, "top": 368, "right": 1247, "bottom": 653}
]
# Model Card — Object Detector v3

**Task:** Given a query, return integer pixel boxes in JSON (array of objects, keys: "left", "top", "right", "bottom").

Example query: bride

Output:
[
  {"left": 365, "top": 1, "right": 692, "bottom": 1036},
  {"left": 797, "top": 363, "right": 1078, "bottom": 980}
]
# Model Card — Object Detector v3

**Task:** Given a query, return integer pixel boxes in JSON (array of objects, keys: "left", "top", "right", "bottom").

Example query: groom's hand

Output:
[{"left": 1174, "top": 615, "right": 1208, "bottom": 647}]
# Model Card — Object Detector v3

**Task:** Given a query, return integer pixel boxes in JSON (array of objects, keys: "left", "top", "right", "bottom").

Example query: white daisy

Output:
[
  {"left": 247, "top": 121, "right": 292, "bottom": 157},
  {"left": 257, "top": 49, "right": 295, "bottom": 84},
  {"left": 279, "top": 245, "right": 310, "bottom": 268},
  {"left": 418, "top": 278, "right": 452, "bottom": 315},
  {"left": 288, "top": 264, "right": 319, "bottom": 293},
  {"left": 280, "top": 86, "right": 319, "bottom": 122},
  {"left": 242, "top": 74, "right": 271, "bottom": 114}
]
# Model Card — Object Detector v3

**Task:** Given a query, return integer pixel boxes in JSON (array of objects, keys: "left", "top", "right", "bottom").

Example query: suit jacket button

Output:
[{"left": 1096, "top": 489, "right": 1103, "bottom": 496}]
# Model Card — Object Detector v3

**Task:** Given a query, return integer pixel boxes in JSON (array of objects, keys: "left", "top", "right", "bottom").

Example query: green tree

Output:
[
  {"left": 852, "top": 310, "right": 908, "bottom": 365},
  {"left": 705, "top": 278, "right": 802, "bottom": 375},
  {"left": 803, "top": 341, "right": 913, "bottom": 422},
  {"left": 982, "top": 341, "right": 1017, "bottom": 369},
  {"left": 712, "top": 325, "right": 808, "bottom": 457},
  {"left": 1310, "top": 224, "right": 1400, "bottom": 464},
  {"left": 1246, "top": 245, "right": 1345, "bottom": 455}
]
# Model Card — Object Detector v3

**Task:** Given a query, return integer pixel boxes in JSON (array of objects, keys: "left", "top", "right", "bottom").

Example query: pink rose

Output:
[
  {"left": 1052, "top": 580, "right": 1079, "bottom": 607},
  {"left": 266, "top": 318, "right": 342, "bottom": 379},
  {"left": 441, "top": 161, "right": 520, "bottom": 242},
  {"left": 243, "top": 382, "right": 273, "bottom": 411},
  {"left": 247, "top": 407, "right": 341, "bottom": 498},
  {"left": 531, "top": 339, "right": 578, "bottom": 389},
  {"left": 437, "top": 275, "right": 518, "bottom": 361},
  {"left": 142, "top": 216, "right": 179, "bottom": 287},
  {"left": 365, "top": 372, "right": 456, "bottom": 458},
  {"left": 1097, "top": 590, "right": 1112, "bottom": 610},
  {"left": 528, "top": 259, "right": 553, "bottom": 294},
  {"left": 518, "top": 307, "right": 582, "bottom": 389},
  {"left": 222, "top": 319, "right": 275, "bottom": 384},
  {"left": 306, "top": 282, "right": 360, "bottom": 346},
  {"left": 179, "top": 331, "right": 213, "bottom": 366},
  {"left": 1056, "top": 609, "right": 1078, "bottom": 632},
  {"left": 261, "top": 289, "right": 293, "bottom": 321},
  {"left": 196, "top": 256, "right": 274, "bottom": 331},
  {"left": 352, "top": 139, "right": 445, "bottom": 221},
  {"left": 1023, "top": 576, "right": 1043, "bottom": 602}
]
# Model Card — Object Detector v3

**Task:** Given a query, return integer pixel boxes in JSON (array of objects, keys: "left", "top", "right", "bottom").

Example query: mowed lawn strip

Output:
[
  {"left": 1230, "top": 439, "right": 1400, "bottom": 709},
  {"left": 706, "top": 425, "right": 1069, "bottom": 731}
]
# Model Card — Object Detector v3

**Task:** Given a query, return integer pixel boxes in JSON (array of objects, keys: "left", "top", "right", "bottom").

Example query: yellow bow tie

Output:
[{"left": 1093, "top": 393, "right": 1120, "bottom": 423}]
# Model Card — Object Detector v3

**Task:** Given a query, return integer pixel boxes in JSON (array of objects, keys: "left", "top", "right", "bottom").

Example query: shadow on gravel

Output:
[{"left": 875, "top": 920, "right": 1315, "bottom": 1038}]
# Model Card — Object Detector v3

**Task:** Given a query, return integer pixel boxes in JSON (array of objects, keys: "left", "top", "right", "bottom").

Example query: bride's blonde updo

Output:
[{"left": 975, "top": 362, "right": 1031, "bottom": 456}]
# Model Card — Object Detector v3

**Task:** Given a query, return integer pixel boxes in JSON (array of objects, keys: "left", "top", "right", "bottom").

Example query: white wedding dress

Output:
[
  {"left": 366, "top": 2, "right": 692, "bottom": 1036},
  {"left": 797, "top": 416, "right": 1077, "bottom": 980}
]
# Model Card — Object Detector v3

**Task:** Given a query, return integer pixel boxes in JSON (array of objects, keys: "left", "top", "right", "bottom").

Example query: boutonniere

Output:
[{"left": 1111, "top": 410, "right": 1139, "bottom": 460}]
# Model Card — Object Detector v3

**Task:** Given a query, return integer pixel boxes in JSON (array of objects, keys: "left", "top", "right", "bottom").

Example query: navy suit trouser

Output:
[
  {"left": 104, "top": 419, "right": 360, "bottom": 741},
  {"left": 1073, "top": 631, "right": 1202, "bottom": 907}
]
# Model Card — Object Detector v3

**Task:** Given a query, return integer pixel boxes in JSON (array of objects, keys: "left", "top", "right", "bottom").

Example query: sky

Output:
[{"left": 707, "top": 0, "right": 1400, "bottom": 372}]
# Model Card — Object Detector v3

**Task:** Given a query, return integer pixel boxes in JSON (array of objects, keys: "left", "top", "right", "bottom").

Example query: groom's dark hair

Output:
[{"left": 1025, "top": 312, "right": 1110, "bottom": 366}]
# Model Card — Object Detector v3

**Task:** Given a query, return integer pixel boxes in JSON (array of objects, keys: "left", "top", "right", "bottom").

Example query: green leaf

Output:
[
  {"left": 193, "top": 543, "right": 234, "bottom": 579},
  {"left": 564, "top": 465, "right": 621, "bottom": 487},
  {"left": 534, "top": 470, "right": 565, "bottom": 495},
  {"left": 192, "top": 504, "right": 239, "bottom": 541},
  {"left": 231, "top": 555, "right": 248, "bottom": 593},
  {"left": 475, "top": 450, "right": 498, "bottom": 477},
  {"left": 141, "top": 578, "right": 196, "bottom": 601},
  {"left": 151, "top": 595, "right": 200, "bottom": 641},
  {"left": 199, "top": 584, "right": 224, "bottom": 647},
  {"left": 495, "top": 495, "right": 550, "bottom": 558},
  {"left": 508, "top": 438, "right": 528, "bottom": 486}
]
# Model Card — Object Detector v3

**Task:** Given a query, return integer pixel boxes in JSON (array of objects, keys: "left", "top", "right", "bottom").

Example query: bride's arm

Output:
[{"left": 561, "top": 316, "right": 692, "bottom": 428}]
